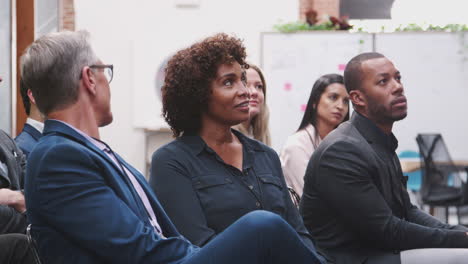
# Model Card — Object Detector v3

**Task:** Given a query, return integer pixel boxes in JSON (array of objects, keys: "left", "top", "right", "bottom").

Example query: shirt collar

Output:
[
  {"left": 48, "top": 120, "right": 109, "bottom": 152},
  {"left": 351, "top": 111, "right": 399, "bottom": 152},
  {"left": 26, "top": 118, "right": 44, "bottom": 133},
  {"left": 180, "top": 129, "right": 265, "bottom": 156}
]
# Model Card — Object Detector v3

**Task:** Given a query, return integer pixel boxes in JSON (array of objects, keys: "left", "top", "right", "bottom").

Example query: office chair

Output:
[
  {"left": 26, "top": 224, "right": 42, "bottom": 264},
  {"left": 416, "top": 133, "right": 468, "bottom": 224}
]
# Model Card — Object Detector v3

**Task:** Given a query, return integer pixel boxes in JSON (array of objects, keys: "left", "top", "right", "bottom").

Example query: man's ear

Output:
[
  {"left": 27, "top": 89, "right": 36, "bottom": 105},
  {"left": 81, "top": 66, "right": 97, "bottom": 95},
  {"left": 349, "top": 89, "right": 366, "bottom": 107}
]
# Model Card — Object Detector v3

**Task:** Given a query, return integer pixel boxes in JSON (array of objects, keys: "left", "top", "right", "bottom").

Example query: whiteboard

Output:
[
  {"left": 377, "top": 32, "right": 468, "bottom": 159},
  {"left": 262, "top": 31, "right": 468, "bottom": 160},
  {"left": 261, "top": 32, "right": 373, "bottom": 152}
]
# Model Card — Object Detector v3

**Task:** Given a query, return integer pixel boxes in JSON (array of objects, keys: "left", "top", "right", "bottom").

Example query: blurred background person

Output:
[
  {"left": 280, "top": 74, "right": 349, "bottom": 198},
  {"left": 15, "top": 79, "right": 44, "bottom": 158},
  {"left": 233, "top": 64, "right": 271, "bottom": 146},
  {"left": 0, "top": 75, "right": 37, "bottom": 264}
]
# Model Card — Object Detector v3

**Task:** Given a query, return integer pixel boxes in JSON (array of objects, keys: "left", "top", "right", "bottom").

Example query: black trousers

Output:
[{"left": 0, "top": 234, "right": 36, "bottom": 264}]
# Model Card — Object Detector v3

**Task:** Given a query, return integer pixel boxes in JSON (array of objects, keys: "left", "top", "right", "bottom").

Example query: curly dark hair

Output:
[{"left": 162, "top": 33, "right": 248, "bottom": 137}]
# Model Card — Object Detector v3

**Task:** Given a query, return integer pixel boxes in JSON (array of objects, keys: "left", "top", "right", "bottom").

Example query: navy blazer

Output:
[
  {"left": 15, "top": 123, "right": 42, "bottom": 158},
  {"left": 25, "top": 120, "right": 198, "bottom": 264}
]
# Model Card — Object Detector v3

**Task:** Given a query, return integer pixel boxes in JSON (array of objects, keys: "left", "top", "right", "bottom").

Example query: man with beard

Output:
[{"left": 300, "top": 52, "right": 468, "bottom": 264}]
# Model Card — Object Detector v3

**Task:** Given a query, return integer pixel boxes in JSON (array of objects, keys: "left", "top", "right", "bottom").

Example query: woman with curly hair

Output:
[
  {"left": 233, "top": 64, "right": 271, "bottom": 146},
  {"left": 149, "top": 34, "right": 322, "bottom": 262},
  {"left": 280, "top": 74, "right": 349, "bottom": 198}
]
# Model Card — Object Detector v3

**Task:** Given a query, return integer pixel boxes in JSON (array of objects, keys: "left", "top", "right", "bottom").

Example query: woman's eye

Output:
[
  {"left": 329, "top": 94, "right": 338, "bottom": 100},
  {"left": 224, "top": 80, "right": 233, "bottom": 86},
  {"left": 255, "top": 84, "right": 263, "bottom": 90}
]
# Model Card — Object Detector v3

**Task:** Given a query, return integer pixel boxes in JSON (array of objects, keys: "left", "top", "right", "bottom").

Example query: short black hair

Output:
[
  {"left": 344, "top": 52, "right": 385, "bottom": 93},
  {"left": 20, "top": 78, "right": 31, "bottom": 115}
]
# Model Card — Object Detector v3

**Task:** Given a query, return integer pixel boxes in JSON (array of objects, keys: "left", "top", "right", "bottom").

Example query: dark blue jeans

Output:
[{"left": 184, "top": 210, "right": 324, "bottom": 264}]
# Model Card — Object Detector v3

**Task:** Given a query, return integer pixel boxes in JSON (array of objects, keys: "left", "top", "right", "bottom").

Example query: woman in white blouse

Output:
[{"left": 280, "top": 74, "right": 350, "bottom": 197}]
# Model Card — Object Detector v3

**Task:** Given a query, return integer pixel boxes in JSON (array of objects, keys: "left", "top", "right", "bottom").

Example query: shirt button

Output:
[
  {"left": 248, "top": 185, "right": 254, "bottom": 190},
  {"left": 256, "top": 202, "right": 260, "bottom": 207}
]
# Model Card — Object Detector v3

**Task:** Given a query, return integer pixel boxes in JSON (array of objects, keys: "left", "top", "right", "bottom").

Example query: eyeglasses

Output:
[{"left": 90, "top": 64, "right": 114, "bottom": 84}]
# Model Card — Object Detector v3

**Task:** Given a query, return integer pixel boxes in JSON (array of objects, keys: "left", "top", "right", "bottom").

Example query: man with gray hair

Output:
[{"left": 23, "top": 30, "right": 324, "bottom": 264}]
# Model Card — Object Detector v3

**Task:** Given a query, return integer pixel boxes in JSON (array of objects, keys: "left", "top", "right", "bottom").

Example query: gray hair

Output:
[{"left": 20, "top": 30, "right": 99, "bottom": 115}]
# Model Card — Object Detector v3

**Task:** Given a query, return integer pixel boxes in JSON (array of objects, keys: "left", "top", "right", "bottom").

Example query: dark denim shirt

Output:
[{"left": 150, "top": 129, "right": 313, "bottom": 248}]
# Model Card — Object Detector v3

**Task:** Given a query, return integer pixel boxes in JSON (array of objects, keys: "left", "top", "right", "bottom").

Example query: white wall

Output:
[
  {"left": 0, "top": 0, "right": 12, "bottom": 133},
  {"left": 74, "top": 0, "right": 299, "bottom": 173},
  {"left": 392, "top": 0, "right": 468, "bottom": 25}
]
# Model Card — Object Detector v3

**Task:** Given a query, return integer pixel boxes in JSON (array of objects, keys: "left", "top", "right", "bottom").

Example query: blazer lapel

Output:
[
  {"left": 43, "top": 121, "right": 145, "bottom": 203},
  {"left": 24, "top": 124, "right": 42, "bottom": 141},
  {"left": 43, "top": 120, "right": 178, "bottom": 235},
  {"left": 350, "top": 113, "right": 406, "bottom": 212},
  {"left": 115, "top": 155, "right": 180, "bottom": 237},
  {"left": 76, "top": 141, "right": 153, "bottom": 221}
]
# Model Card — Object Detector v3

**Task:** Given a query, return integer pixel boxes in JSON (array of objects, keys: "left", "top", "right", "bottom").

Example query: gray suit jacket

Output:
[
  {"left": 0, "top": 130, "right": 27, "bottom": 234},
  {"left": 300, "top": 112, "right": 468, "bottom": 264}
]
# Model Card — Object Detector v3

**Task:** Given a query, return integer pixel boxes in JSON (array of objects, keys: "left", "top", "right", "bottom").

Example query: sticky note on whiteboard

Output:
[
  {"left": 283, "top": 82, "right": 292, "bottom": 91},
  {"left": 338, "top": 64, "right": 346, "bottom": 71}
]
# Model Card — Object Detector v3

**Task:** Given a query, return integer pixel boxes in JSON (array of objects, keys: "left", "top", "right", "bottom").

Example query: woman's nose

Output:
[
  {"left": 336, "top": 101, "right": 344, "bottom": 110},
  {"left": 249, "top": 84, "right": 258, "bottom": 98}
]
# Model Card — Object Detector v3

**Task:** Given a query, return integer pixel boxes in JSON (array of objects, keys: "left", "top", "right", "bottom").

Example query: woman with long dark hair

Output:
[{"left": 280, "top": 74, "right": 350, "bottom": 197}]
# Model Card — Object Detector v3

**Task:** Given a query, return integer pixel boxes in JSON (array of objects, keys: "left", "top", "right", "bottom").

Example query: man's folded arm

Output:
[{"left": 316, "top": 141, "right": 468, "bottom": 250}]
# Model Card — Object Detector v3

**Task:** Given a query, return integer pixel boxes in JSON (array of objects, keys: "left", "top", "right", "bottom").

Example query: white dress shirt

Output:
[{"left": 26, "top": 118, "right": 44, "bottom": 133}]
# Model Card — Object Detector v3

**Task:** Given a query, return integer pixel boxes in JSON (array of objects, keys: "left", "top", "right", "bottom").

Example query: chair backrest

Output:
[
  {"left": 416, "top": 133, "right": 462, "bottom": 198},
  {"left": 398, "top": 150, "right": 422, "bottom": 191},
  {"left": 26, "top": 224, "right": 43, "bottom": 264},
  {"left": 288, "top": 186, "right": 301, "bottom": 208}
]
